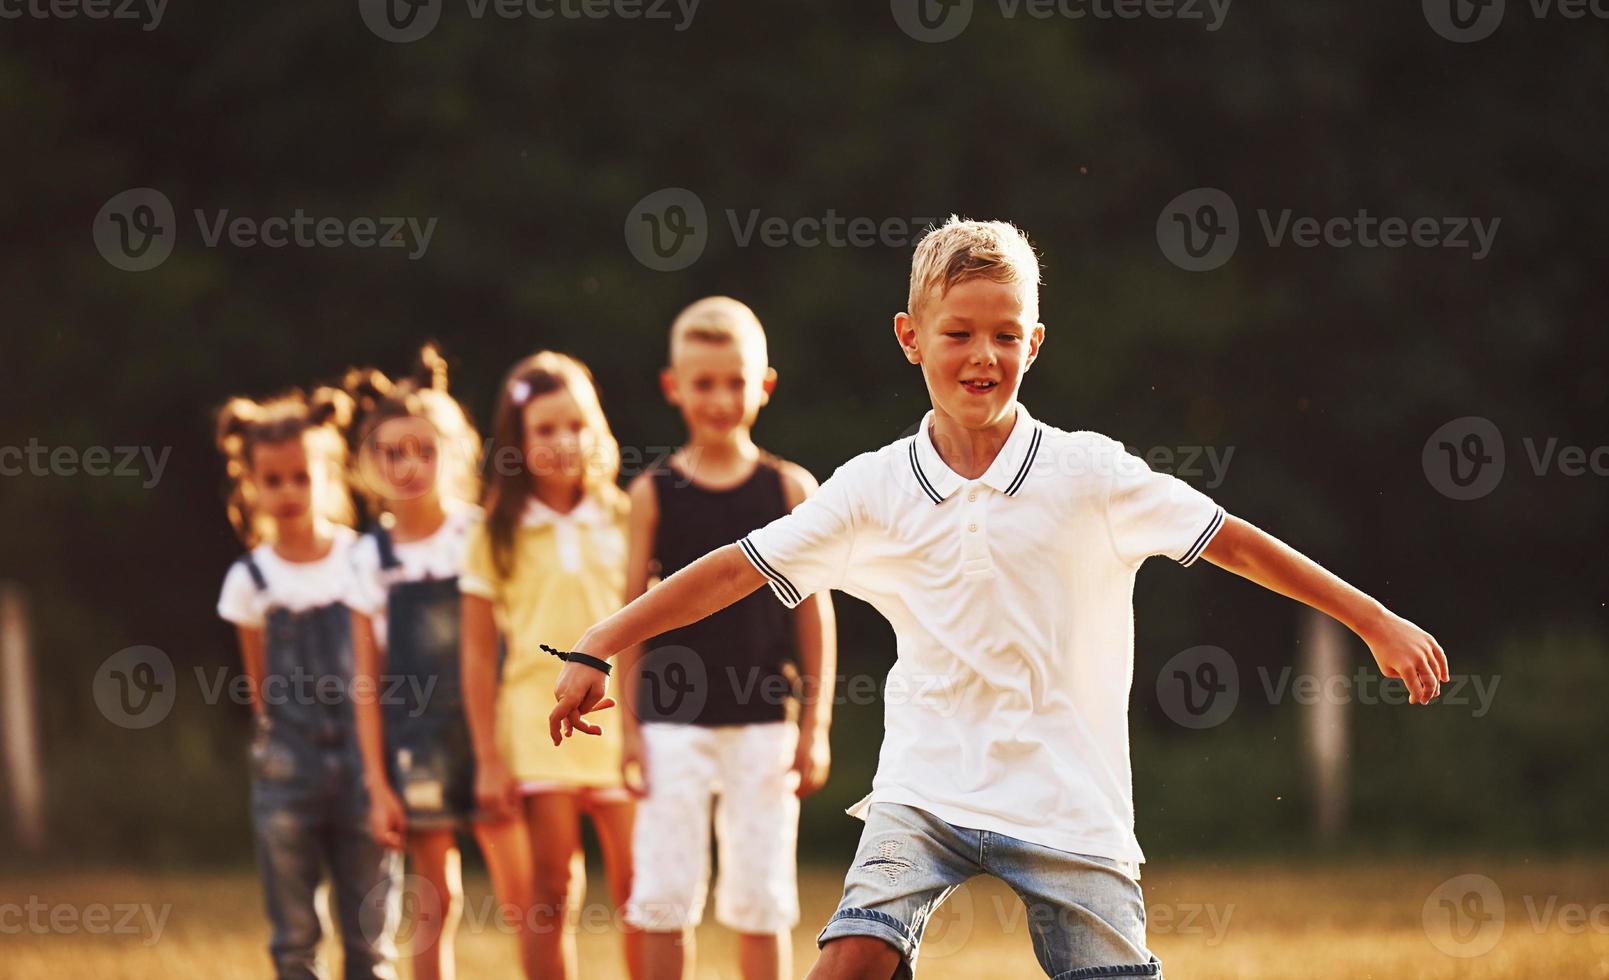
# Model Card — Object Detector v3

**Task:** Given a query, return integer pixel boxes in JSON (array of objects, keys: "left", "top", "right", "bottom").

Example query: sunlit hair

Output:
[
  {"left": 482, "top": 350, "right": 626, "bottom": 579},
  {"left": 907, "top": 215, "right": 1042, "bottom": 322},
  {"left": 343, "top": 343, "right": 482, "bottom": 517},
  {"left": 214, "top": 387, "right": 355, "bottom": 547},
  {"left": 668, "top": 295, "right": 769, "bottom": 367}
]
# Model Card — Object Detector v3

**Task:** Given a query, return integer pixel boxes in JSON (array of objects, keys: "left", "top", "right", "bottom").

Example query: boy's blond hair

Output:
[
  {"left": 669, "top": 295, "right": 769, "bottom": 367},
  {"left": 907, "top": 216, "right": 1042, "bottom": 321}
]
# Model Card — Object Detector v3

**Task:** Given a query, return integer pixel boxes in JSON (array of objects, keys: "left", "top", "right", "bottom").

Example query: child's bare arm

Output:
[
  {"left": 349, "top": 611, "right": 389, "bottom": 785},
  {"left": 779, "top": 461, "right": 835, "bottom": 797},
  {"left": 549, "top": 543, "right": 767, "bottom": 744},
  {"left": 349, "top": 609, "right": 404, "bottom": 848},
  {"left": 461, "top": 592, "right": 519, "bottom": 817},
  {"left": 1200, "top": 514, "right": 1450, "bottom": 704},
  {"left": 616, "top": 472, "right": 659, "bottom": 794}
]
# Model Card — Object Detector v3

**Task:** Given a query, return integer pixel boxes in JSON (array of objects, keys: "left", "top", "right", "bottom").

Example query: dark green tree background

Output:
[{"left": 3, "top": 1, "right": 1604, "bottom": 864}]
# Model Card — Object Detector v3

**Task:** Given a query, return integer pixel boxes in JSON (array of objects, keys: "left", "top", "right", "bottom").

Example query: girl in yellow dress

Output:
[{"left": 460, "top": 350, "right": 640, "bottom": 980}]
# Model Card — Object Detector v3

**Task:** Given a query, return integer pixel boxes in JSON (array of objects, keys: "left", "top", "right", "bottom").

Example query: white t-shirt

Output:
[
  {"left": 346, "top": 501, "right": 481, "bottom": 618},
  {"left": 737, "top": 402, "right": 1225, "bottom": 865},
  {"left": 217, "top": 525, "right": 360, "bottom": 629}
]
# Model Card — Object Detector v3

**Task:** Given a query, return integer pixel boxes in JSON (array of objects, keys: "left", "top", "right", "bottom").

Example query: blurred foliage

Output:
[{"left": 1, "top": 1, "right": 1604, "bottom": 865}]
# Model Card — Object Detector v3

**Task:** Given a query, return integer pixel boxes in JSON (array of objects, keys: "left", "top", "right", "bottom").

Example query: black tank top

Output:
[{"left": 640, "top": 453, "right": 795, "bottom": 726}]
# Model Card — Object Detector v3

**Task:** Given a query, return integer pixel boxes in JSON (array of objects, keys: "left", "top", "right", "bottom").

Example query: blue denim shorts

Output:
[{"left": 818, "top": 803, "right": 1161, "bottom": 979}]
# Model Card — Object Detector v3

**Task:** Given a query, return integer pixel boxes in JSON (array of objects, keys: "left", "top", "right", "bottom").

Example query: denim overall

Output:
[
  {"left": 241, "top": 554, "right": 400, "bottom": 980},
  {"left": 371, "top": 525, "right": 479, "bottom": 827}
]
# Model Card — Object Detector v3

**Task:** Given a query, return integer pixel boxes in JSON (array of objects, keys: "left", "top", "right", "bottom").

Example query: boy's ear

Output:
[
  {"left": 1023, "top": 322, "right": 1047, "bottom": 372},
  {"left": 893, "top": 312, "right": 921, "bottom": 364},
  {"left": 658, "top": 366, "right": 680, "bottom": 405},
  {"left": 759, "top": 366, "right": 778, "bottom": 405}
]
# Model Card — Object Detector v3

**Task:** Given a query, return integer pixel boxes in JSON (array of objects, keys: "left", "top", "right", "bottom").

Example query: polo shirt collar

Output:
[
  {"left": 909, "top": 403, "right": 1044, "bottom": 504},
  {"left": 521, "top": 492, "right": 608, "bottom": 528}
]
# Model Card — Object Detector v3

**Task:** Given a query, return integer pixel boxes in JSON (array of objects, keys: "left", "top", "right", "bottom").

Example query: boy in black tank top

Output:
[{"left": 619, "top": 296, "right": 838, "bottom": 980}]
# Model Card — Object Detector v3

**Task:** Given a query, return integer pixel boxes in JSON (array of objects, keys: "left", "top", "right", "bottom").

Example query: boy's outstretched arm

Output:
[
  {"left": 1201, "top": 514, "right": 1450, "bottom": 704},
  {"left": 549, "top": 543, "right": 767, "bottom": 744}
]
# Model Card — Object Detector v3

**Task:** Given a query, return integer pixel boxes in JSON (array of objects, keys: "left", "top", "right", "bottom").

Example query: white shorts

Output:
[{"left": 624, "top": 721, "right": 801, "bottom": 933}]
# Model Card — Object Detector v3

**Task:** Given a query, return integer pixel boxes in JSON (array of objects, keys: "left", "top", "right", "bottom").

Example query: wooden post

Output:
[
  {"left": 1, "top": 582, "right": 45, "bottom": 852},
  {"left": 1301, "top": 608, "right": 1348, "bottom": 846}
]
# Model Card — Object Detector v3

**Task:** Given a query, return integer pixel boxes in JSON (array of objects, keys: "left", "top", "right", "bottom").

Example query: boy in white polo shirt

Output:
[{"left": 548, "top": 217, "right": 1450, "bottom": 979}]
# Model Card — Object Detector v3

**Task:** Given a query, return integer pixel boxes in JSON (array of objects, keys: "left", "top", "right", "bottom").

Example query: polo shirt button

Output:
[
  {"left": 967, "top": 522, "right": 978, "bottom": 532},
  {"left": 967, "top": 491, "right": 977, "bottom": 502}
]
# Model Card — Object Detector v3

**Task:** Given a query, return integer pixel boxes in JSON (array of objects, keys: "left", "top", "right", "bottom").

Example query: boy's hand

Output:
[
  {"left": 791, "top": 723, "right": 832, "bottom": 798},
  {"left": 549, "top": 660, "right": 616, "bottom": 745},
  {"left": 367, "top": 782, "right": 407, "bottom": 850},
  {"left": 620, "top": 725, "right": 649, "bottom": 798},
  {"left": 1362, "top": 610, "right": 1450, "bottom": 705},
  {"left": 475, "top": 753, "right": 521, "bottom": 821}
]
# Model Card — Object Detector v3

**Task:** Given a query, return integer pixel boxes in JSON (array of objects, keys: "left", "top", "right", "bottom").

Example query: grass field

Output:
[{"left": 3, "top": 858, "right": 1605, "bottom": 979}]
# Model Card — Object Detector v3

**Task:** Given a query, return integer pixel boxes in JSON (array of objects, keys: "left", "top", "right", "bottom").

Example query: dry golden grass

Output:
[{"left": 3, "top": 857, "right": 1606, "bottom": 979}]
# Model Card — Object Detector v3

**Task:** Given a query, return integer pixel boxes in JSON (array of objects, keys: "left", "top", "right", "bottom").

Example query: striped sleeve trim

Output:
[
  {"left": 738, "top": 535, "right": 803, "bottom": 607},
  {"left": 1178, "top": 506, "right": 1226, "bottom": 567}
]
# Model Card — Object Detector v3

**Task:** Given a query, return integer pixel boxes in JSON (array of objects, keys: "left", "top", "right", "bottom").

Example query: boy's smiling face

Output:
[{"left": 895, "top": 276, "right": 1045, "bottom": 431}]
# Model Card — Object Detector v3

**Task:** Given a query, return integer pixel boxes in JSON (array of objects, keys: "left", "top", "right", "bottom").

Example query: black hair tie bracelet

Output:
[{"left": 540, "top": 643, "right": 612, "bottom": 676}]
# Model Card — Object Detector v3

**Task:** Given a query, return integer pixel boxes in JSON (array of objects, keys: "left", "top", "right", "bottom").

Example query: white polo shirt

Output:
[{"left": 737, "top": 402, "right": 1224, "bottom": 864}]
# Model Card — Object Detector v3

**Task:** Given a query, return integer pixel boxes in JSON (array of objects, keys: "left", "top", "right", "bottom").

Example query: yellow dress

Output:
[{"left": 460, "top": 489, "right": 629, "bottom": 788}]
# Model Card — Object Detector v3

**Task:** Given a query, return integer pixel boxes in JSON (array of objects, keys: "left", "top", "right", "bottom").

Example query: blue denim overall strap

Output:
[
  {"left": 371, "top": 522, "right": 401, "bottom": 573},
  {"left": 241, "top": 552, "right": 269, "bottom": 591},
  {"left": 375, "top": 524, "right": 478, "bottom": 826},
  {"left": 247, "top": 555, "right": 357, "bottom": 745}
]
